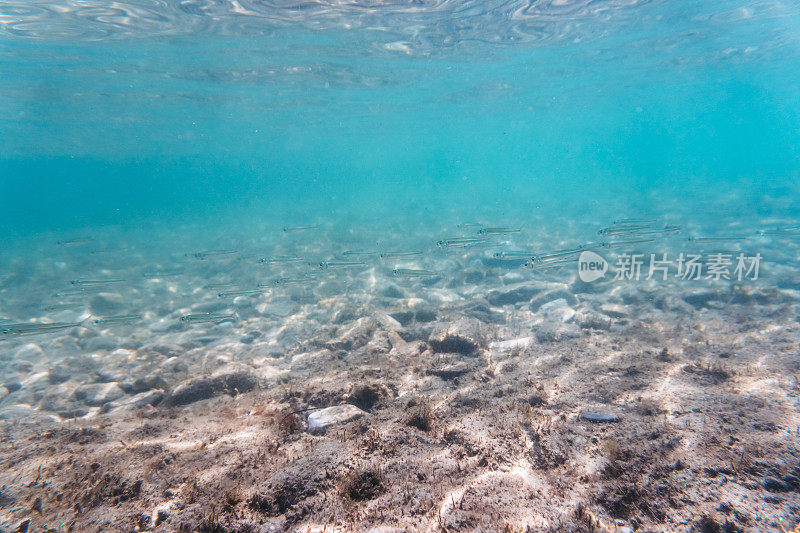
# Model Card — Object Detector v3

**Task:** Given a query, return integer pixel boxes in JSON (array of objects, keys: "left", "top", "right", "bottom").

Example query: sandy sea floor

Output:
[{"left": 1, "top": 207, "right": 799, "bottom": 532}]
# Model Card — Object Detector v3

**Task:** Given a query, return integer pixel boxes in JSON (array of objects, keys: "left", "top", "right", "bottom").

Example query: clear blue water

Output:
[
  {"left": 3, "top": 4, "right": 800, "bottom": 530},
  {"left": 2, "top": 0, "right": 800, "bottom": 241}
]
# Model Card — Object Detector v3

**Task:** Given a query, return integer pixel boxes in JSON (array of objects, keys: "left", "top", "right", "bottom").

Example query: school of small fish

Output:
[{"left": 1, "top": 216, "right": 790, "bottom": 340}]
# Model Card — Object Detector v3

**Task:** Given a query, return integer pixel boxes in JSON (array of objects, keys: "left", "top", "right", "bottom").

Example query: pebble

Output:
[
  {"left": 166, "top": 367, "right": 258, "bottom": 406},
  {"left": 257, "top": 299, "right": 298, "bottom": 318},
  {"left": 11, "top": 359, "right": 35, "bottom": 373},
  {"left": 574, "top": 311, "right": 612, "bottom": 330},
  {"left": 326, "top": 318, "right": 376, "bottom": 351},
  {"left": 380, "top": 283, "right": 405, "bottom": 299},
  {"left": 535, "top": 323, "right": 580, "bottom": 342},
  {"left": 73, "top": 382, "right": 126, "bottom": 406},
  {"left": 580, "top": 411, "right": 619, "bottom": 423},
  {"left": 82, "top": 335, "right": 120, "bottom": 352},
  {"left": 489, "top": 337, "right": 533, "bottom": 351},
  {"left": 429, "top": 318, "right": 483, "bottom": 355},
  {"left": 89, "top": 292, "right": 125, "bottom": 315},
  {"left": 764, "top": 477, "right": 792, "bottom": 492},
  {"left": 530, "top": 288, "right": 578, "bottom": 311},
  {"left": 14, "top": 344, "right": 44, "bottom": 362},
  {"left": 486, "top": 285, "right": 542, "bottom": 306},
  {"left": 103, "top": 389, "right": 165, "bottom": 414},
  {"left": 599, "top": 304, "right": 628, "bottom": 318},
  {"left": 427, "top": 361, "right": 472, "bottom": 380},
  {"left": 307, "top": 404, "right": 366, "bottom": 433},
  {"left": 0, "top": 404, "right": 61, "bottom": 424}
]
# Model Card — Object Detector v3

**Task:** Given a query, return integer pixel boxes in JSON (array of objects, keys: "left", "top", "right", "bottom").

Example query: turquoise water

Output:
[
  {"left": 3, "top": 4, "right": 800, "bottom": 530},
  {"left": 2, "top": 0, "right": 800, "bottom": 240}
]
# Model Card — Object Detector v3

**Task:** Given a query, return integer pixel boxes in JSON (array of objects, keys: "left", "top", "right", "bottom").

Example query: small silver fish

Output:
[
  {"left": 599, "top": 237, "right": 657, "bottom": 248},
  {"left": 341, "top": 250, "right": 378, "bottom": 257},
  {"left": 379, "top": 251, "right": 423, "bottom": 259},
  {"left": 204, "top": 282, "right": 239, "bottom": 290},
  {"left": 217, "top": 289, "right": 267, "bottom": 298},
  {"left": 319, "top": 260, "right": 367, "bottom": 269},
  {"left": 283, "top": 225, "right": 319, "bottom": 233},
  {"left": 192, "top": 250, "right": 238, "bottom": 259},
  {"left": 180, "top": 313, "right": 237, "bottom": 323},
  {"left": 392, "top": 268, "right": 438, "bottom": 277},
  {"left": 42, "top": 303, "right": 82, "bottom": 312},
  {"left": 143, "top": 269, "right": 184, "bottom": 278},
  {"left": 612, "top": 217, "right": 657, "bottom": 225},
  {"left": 530, "top": 246, "right": 587, "bottom": 263},
  {"left": 437, "top": 237, "right": 488, "bottom": 248},
  {"left": 55, "top": 287, "right": 102, "bottom": 298},
  {"left": 1, "top": 321, "right": 83, "bottom": 337},
  {"left": 477, "top": 227, "right": 521, "bottom": 235},
  {"left": 259, "top": 256, "right": 306, "bottom": 263},
  {"left": 57, "top": 238, "right": 93, "bottom": 247},
  {"left": 756, "top": 225, "right": 800, "bottom": 236},
  {"left": 71, "top": 279, "right": 126, "bottom": 286},
  {"left": 628, "top": 225, "right": 682, "bottom": 236},
  {"left": 493, "top": 250, "right": 536, "bottom": 259},
  {"left": 524, "top": 258, "right": 575, "bottom": 270},
  {"left": 686, "top": 236, "right": 748, "bottom": 243},
  {"left": 261, "top": 276, "right": 316, "bottom": 287},
  {"left": 597, "top": 224, "right": 654, "bottom": 236},
  {"left": 93, "top": 314, "right": 142, "bottom": 325}
]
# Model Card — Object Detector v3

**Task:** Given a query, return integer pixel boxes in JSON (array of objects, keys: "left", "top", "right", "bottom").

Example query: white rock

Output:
[
  {"left": 14, "top": 343, "right": 44, "bottom": 362},
  {"left": 307, "top": 404, "right": 366, "bottom": 433},
  {"left": 74, "top": 382, "right": 126, "bottom": 406},
  {"left": 600, "top": 304, "right": 628, "bottom": 318},
  {"left": 489, "top": 337, "right": 533, "bottom": 351},
  {"left": 539, "top": 298, "right": 569, "bottom": 313},
  {"left": 89, "top": 292, "right": 125, "bottom": 315},
  {"left": 0, "top": 404, "right": 61, "bottom": 424}
]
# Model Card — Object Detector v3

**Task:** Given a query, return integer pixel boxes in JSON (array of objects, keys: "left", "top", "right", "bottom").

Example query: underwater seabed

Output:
[{"left": 0, "top": 190, "right": 799, "bottom": 532}]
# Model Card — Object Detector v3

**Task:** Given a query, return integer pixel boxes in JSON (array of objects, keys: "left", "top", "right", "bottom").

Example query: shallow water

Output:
[{"left": 1, "top": 1, "right": 800, "bottom": 531}]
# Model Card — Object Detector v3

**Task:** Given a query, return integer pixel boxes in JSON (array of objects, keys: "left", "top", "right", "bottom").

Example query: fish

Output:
[
  {"left": 457, "top": 222, "right": 484, "bottom": 228},
  {"left": 192, "top": 250, "right": 238, "bottom": 259},
  {"left": 1, "top": 321, "right": 84, "bottom": 337},
  {"left": 217, "top": 289, "right": 267, "bottom": 298},
  {"left": 524, "top": 257, "right": 575, "bottom": 270},
  {"left": 530, "top": 246, "right": 590, "bottom": 263},
  {"left": 379, "top": 251, "right": 423, "bottom": 259},
  {"left": 258, "top": 256, "right": 306, "bottom": 263},
  {"left": 143, "top": 269, "right": 184, "bottom": 278},
  {"left": 180, "top": 313, "right": 237, "bottom": 323},
  {"left": 612, "top": 217, "right": 657, "bottom": 225},
  {"left": 493, "top": 250, "right": 537, "bottom": 259},
  {"left": 319, "top": 260, "right": 367, "bottom": 269},
  {"left": 204, "top": 283, "right": 239, "bottom": 291},
  {"left": 599, "top": 237, "right": 656, "bottom": 248},
  {"left": 686, "top": 236, "right": 749, "bottom": 243},
  {"left": 392, "top": 268, "right": 439, "bottom": 277},
  {"left": 93, "top": 314, "right": 142, "bottom": 325},
  {"left": 756, "top": 224, "right": 800, "bottom": 236},
  {"left": 54, "top": 288, "right": 93, "bottom": 298},
  {"left": 626, "top": 226, "right": 682, "bottom": 237},
  {"left": 477, "top": 227, "right": 521, "bottom": 235},
  {"left": 341, "top": 250, "right": 378, "bottom": 257},
  {"left": 261, "top": 276, "right": 316, "bottom": 287},
  {"left": 597, "top": 224, "right": 654, "bottom": 236},
  {"left": 283, "top": 225, "right": 319, "bottom": 233},
  {"left": 71, "top": 279, "right": 125, "bottom": 286},
  {"left": 56, "top": 238, "right": 93, "bottom": 247},
  {"left": 42, "top": 303, "right": 82, "bottom": 312},
  {"left": 437, "top": 237, "right": 488, "bottom": 248}
]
